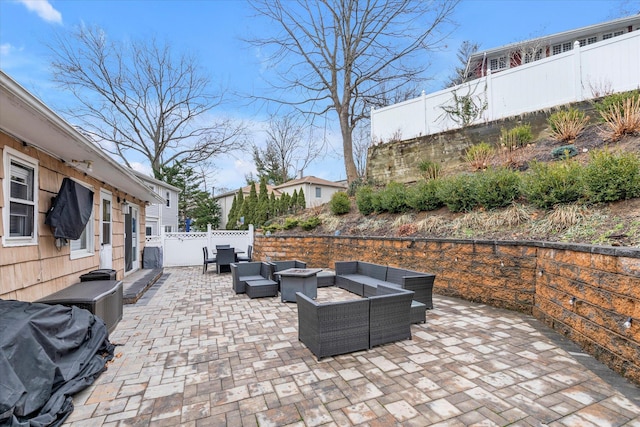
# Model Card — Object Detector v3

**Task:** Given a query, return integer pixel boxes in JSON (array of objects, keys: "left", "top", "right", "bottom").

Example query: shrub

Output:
[
  {"left": 407, "top": 179, "right": 444, "bottom": 211},
  {"left": 474, "top": 167, "right": 522, "bottom": 210},
  {"left": 329, "top": 191, "right": 351, "bottom": 215},
  {"left": 547, "top": 108, "right": 589, "bottom": 142},
  {"left": 377, "top": 182, "right": 410, "bottom": 213},
  {"left": 347, "top": 177, "right": 374, "bottom": 196},
  {"left": 417, "top": 160, "right": 441, "bottom": 180},
  {"left": 465, "top": 142, "right": 494, "bottom": 170},
  {"left": 300, "top": 216, "right": 321, "bottom": 230},
  {"left": 593, "top": 90, "right": 640, "bottom": 117},
  {"left": 551, "top": 145, "right": 578, "bottom": 159},
  {"left": 436, "top": 174, "right": 479, "bottom": 212},
  {"left": 521, "top": 160, "right": 585, "bottom": 209},
  {"left": 500, "top": 124, "right": 533, "bottom": 150},
  {"left": 355, "top": 186, "right": 375, "bottom": 215},
  {"left": 583, "top": 149, "right": 640, "bottom": 203},
  {"left": 599, "top": 94, "right": 640, "bottom": 140},
  {"left": 282, "top": 217, "right": 299, "bottom": 229}
]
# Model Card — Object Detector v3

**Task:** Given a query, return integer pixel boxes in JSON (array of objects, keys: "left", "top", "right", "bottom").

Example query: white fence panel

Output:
[
  {"left": 580, "top": 32, "right": 640, "bottom": 94},
  {"left": 151, "top": 225, "right": 254, "bottom": 267},
  {"left": 371, "top": 31, "right": 640, "bottom": 142}
]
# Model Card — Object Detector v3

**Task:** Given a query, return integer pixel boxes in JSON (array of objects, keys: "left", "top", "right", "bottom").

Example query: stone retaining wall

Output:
[{"left": 255, "top": 234, "right": 640, "bottom": 385}]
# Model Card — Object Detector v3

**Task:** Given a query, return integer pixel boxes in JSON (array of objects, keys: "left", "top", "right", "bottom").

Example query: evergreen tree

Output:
[
  {"left": 256, "top": 178, "right": 270, "bottom": 227},
  {"left": 297, "top": 188, "right": 306, "bottom": 210},
  {"left": 269, "top": 192, "right": 278, "bottom": 217},
  {"left": 229, "top": 188, "right": 245, "bottom": 229},
  {"left": 290, "top": 189, "right": 298, "bottom": 212},
  {"left": 159, "top": 162, "right": 221, "bottom": 231},
  {"left": 226, "top": 195, "right": 238, "bottom": 230},
  {"left": 246, "top": 184, "right": 259, "bottom": 227}
]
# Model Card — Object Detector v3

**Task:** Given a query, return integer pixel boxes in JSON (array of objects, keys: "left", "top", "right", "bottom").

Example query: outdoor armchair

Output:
[
  {"left": 230, "top": 262, "right": 273, "bottom": 294},
  {"left": 236, "top": 245, "right": 253, "bottom": 262},
  {"left": 270, "top": 260, "right": 307, "bottom": 283}
]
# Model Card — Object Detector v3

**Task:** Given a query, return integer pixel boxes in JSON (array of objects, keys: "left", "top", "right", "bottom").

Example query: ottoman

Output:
[
  {"left": 410, "top": 300, "right": 426, "bottom": 324},
  {"left": 246, "top": 279, "right": 278, "bottom": 299}
]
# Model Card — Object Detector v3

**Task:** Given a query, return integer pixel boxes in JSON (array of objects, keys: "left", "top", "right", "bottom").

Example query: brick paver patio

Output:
[{"left": 65, "top": 267, "right": 640, "bottom": 426}]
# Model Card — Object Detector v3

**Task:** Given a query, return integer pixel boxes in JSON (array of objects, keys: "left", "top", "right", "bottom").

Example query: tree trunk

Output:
[{"left": 339, "top": 111, "right": 358, "bottom": 185}]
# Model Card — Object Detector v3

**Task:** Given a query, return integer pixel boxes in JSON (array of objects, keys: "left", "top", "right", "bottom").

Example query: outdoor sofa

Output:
[
  {"left": 334, "top": 261, "right": 435, "bottom": 308},
  {"left": 296, "top": 284, "right": 414, "bottom": 359}
]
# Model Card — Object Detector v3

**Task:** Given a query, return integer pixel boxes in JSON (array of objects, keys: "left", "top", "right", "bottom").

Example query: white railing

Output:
[
  {"left": 145, "top": 224, "right": 254, "bottom": 267},
  {"left": 371, "top": 31, "right": 640, "bottom": 142}
]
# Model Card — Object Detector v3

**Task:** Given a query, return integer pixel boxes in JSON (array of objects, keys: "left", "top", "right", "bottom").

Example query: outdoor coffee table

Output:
[{"left": 277, "top": 268, "right": 322, "bottom": 302}]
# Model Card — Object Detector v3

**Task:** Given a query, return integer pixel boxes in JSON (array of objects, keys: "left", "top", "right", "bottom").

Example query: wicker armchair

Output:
[
  {"left": 270, "top": 260, "right": 307, "bottom": 281},
  {"left": 230, "top": 262, "right": 273, "bottom": 294},
  {"left": 369, "top": 285, "right": 414, "bottom": 348},
  {"left": 296, "top": 292, "right": 370, "bottom": 360}
]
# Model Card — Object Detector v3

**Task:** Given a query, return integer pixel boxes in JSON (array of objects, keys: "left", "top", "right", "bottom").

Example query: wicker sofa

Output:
[
  {"left": 335, "top": 261, "right": 435, "bottom": 308},
  {"left": 296, "top": 285, "right": 414, "bottom": 359}
]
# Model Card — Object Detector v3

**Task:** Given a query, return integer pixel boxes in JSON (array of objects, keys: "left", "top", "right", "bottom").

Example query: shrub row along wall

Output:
[{"left": 255, "top": 234, "right": 640, "bottom": 385}]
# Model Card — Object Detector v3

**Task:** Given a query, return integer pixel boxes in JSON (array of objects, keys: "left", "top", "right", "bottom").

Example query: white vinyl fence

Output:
[
  {"left": 371, "top": 31, "right": 640, "bottom": 142},
  {"left": 145, "top": 224, "right": 254, "bottom": 267}
]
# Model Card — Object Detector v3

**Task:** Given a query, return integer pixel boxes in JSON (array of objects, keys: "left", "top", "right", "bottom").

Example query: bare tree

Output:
[
  {"left": 247, "top": 0, "right": 458, "bottom": 184},
  {"left": 49, "top": 25, "right": 244, "bottom": 178},
  {"left": 252, "top": 113, "right": 321, "bottom": 185},
  {"left": 352, "top": 122, "right": 370, "bottom": 178}
]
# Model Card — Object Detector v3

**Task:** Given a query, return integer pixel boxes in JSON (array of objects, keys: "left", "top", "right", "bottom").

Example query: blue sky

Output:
[{"left": 1, "top": 0, "right": 638, "bottom": 192}]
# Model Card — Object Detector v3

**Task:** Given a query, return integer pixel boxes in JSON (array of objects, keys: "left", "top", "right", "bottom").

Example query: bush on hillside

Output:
[
  {"left": 521, "top": 159, "right": 584, "bottom": 209},
  {"left": 407, "top": 179, "right": 444, "bottom": 211},
  {"left": 377, "top": 182, "right": 410, "bottom": 213},
  {"left": 548, "top": 108, "right": 589, "bottom": 142},
  {"left": 583, "top": 149, "right": 640, "bottom": 203},
  {"left": 329, "top": 191, "right": 351, "bottom": 215},
  {"left": 356, "top": 186, "right": 376, "bottom": 215},
  {"left": 436, "top": 174, "right": 480, "bottom": 212},
  {"left": 474, "top": 167, "right": 522, "bottom": 210}
]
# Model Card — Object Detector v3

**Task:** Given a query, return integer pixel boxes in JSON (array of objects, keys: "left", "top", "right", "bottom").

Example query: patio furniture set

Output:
[
  {"left": 230, "top": 259, "right": 436, "bottom": 360},
  {"left": 202, "top": 245, "right": 253, "bottom": 274}
]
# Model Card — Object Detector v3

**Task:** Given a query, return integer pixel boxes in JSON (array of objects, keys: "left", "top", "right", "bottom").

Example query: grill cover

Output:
[{"left": 44, "top": 178, "right": 94, "bottom": 240}]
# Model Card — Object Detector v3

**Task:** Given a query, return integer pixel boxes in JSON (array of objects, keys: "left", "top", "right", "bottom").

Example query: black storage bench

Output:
[{"left": 38, "top": 280, "right": 123, "bottom": 334}]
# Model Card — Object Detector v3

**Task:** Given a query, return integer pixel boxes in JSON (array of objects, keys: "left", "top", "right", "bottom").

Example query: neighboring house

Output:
[
  {"left": 274, "top": 176, "right": 348, "bottom": 209},
  {"left": 370, "top": 15, "right": 640, "bottom": 142},
  {"left": 0, "top": 71, "right": 163, "bottom": 301},
  {"left": 468, "top": 15, "right": 640, "bottom": 78},
  {"left": 132, "top": 171, "right": 180, "bottom": 235},
  {"left": 215, "top": 183, "right": 281, "bottom": 229}
]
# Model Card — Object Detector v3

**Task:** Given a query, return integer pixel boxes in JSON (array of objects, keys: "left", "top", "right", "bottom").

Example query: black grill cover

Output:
[
  {"left": 0, "top": 300, "right": 114, "bottom": 427},
  {"left": 44, "top": 178, "right": 94, "bottom": 241}
]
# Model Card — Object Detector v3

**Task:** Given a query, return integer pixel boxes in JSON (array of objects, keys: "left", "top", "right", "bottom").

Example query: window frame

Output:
[
  {"left": 3, "top": 147, "right": 39, "bottom": 247},
  {"left": 166, "top": 190, "right": 171, "bottom": 207},
  {"left": 315, "top": 187, "right": 321, "bottom": 198},
  {"left": 69, "top": 180, "right": 95, "bottom": 260}
]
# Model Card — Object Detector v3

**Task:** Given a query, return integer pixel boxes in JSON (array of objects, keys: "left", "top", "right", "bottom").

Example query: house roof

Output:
[
  {"left": 0, "top": 71, "right": 164, "bottom": 204},
  {"left": 273, "top": 175, "right": 348, "bottom": 190},
  {"left": 215, "top": 183, "right": 282, "bottom": 199},
  {"left": 131, "top": 170, "right": 181, "bottom": 193},
  {"left": 470, "top": 14, "right": 640, "bottom": 61}
]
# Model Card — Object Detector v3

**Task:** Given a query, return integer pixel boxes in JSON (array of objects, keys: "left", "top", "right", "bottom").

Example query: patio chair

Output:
[
  {"left": 215, "top": 247, "right": 236, "bottom": 274},
  {"left": 202, "top": 247, "right": 216, "bottom": 274},
  {"left": 236, "top": 245, "right": 253, "bottom": 262},
  {"left": 216, "top": 244, "right": 230, "bottom": 249},
  {"left": 230, "top": 262, "right": 274, "bottom": 294}
]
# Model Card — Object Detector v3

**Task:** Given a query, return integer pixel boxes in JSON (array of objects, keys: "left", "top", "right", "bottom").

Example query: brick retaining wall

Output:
[{"left": 255, "top": 234, "right": 640, "bottom": 385}]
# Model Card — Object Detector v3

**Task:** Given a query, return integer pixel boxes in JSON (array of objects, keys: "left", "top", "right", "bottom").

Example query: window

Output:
[
  {"left": 146, "top": 226, "right": 152, "bottom": 236},
  {"left": 164, "top": 225, "right": 172, "bottom": 233},
  {"left": 70, "top": 182, "right": 94, "bottom": 259},
  {"left": 315, "top": 187, "right": 321, "bottom": 198},
  {"left": 102, "top": 198, "right": 111, "bottom": 245},
  {"left": 587, "top": 36, "right": 597, "bottom": 45},
  {"left": 602, "top": 32, "right": 613, "bottom": 40},
  {"left": 3, "top": 148, "right": 38, "bottom": 246},
  {"left": 166, "top": 191, "right": 170, "bottom": 207},
  {"left": 489, "top": 55, "right": 507, "bottom": 71}
]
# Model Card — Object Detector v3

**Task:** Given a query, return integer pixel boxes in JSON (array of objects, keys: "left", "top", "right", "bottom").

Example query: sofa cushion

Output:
[{"left": 357, "top": 262, "right": 387, "bottom": 281}]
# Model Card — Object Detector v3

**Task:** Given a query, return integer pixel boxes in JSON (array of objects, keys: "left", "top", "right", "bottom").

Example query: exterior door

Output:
[
  {"left": 124, "top": 205, "right": 139, "bottom": 273},
  {"left": 99, "top": 191, "right": 113, "bottom": 269}
]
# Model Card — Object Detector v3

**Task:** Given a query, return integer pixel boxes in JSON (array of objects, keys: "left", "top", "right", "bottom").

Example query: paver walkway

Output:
[{"left": 65, "top": 267, "right": 640, "bottom": 426}]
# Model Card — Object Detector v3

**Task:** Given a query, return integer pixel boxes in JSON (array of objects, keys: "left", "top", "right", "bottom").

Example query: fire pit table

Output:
[{"left": 277, "top": 268, "right": 322, "bottom": 302}]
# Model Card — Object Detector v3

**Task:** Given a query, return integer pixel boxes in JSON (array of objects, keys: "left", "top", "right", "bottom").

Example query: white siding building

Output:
[{"left": 132, "top": 171, "right": 180, "bottom": 235}]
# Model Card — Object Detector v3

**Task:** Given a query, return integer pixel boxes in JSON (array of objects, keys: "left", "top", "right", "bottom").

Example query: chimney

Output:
[{"left": 298, "top": 169, "right": 303, "bottom": 179}]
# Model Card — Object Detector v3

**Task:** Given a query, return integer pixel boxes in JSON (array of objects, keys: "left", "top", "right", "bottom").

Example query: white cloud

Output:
[
  {"left": 129, "top": 162, "right": 153, "bottom": 177},
  {"left": 18, "top": 0, "right": 62, "bottom": 24},
  {"left": 0, "top": 43, "right": 14, "bottom": 56}
]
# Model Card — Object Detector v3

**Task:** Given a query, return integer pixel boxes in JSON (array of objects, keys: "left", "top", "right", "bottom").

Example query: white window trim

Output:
[
  {"left": 2, "top": 147, "right": 39, "bottom": 247},
  {"left": 69, "top": 179, "right": 95, "bottom": 260}
]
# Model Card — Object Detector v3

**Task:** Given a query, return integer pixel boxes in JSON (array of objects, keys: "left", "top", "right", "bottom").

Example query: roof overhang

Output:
[
  {"left": 470, "top": 15, "right": 640, "bottom": 61},
  {"left": 0, "top": 70, "right": 164, "bottom": 204}
]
